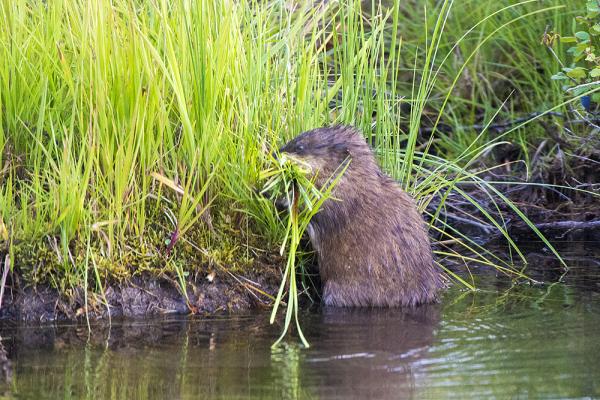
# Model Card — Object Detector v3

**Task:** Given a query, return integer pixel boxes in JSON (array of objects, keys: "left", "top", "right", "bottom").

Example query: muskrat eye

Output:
[{"left": 296, "top": 144, "right": 305, "bottom": 153}]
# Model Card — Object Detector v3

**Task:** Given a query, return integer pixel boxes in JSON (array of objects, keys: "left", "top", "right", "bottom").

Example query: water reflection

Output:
[
  {"left": 0, "top": 336, "right": 11, "bottom": 399},
  {"left": 302, "top": 306, "right": 440, "bottom": 399}
]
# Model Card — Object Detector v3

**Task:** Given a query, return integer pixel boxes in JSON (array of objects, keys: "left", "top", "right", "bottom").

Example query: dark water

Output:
[{"left": 0, "top": 241, "right": 599, "bottom": 399}]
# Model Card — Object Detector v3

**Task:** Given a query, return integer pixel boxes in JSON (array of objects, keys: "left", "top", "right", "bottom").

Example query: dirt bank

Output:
[{"left": 0, "top": 266, "right": 281, "bottom": 323}]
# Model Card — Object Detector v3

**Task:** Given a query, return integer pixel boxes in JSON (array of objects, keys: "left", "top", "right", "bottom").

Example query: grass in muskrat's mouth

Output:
[{"left": 260, "top": 152, "right": 349, "bottom": 348}]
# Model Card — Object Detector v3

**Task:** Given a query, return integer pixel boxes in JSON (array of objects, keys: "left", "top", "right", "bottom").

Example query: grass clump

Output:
[{"left": 260, "top": 151, "right": 349, "bottom": 348}]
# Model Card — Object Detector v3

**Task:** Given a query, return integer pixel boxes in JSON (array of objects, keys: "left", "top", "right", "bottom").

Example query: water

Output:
[{"left": 0, "top": 242, "right": 599, "bottom": 399}]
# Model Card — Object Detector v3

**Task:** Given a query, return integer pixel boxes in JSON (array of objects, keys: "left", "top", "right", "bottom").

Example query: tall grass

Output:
[{"left": 0, "top": 0, "right": 582, "bottom": 342}]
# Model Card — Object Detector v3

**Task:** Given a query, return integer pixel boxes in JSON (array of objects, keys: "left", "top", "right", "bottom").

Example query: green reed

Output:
[{"left": 261, "top": 152, "right": 349, "bottom": 347}]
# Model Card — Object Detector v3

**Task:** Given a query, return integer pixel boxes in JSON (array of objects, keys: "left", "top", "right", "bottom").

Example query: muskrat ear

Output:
[{"left": 332, "top": 143, "right": 349, "bottom": 155}]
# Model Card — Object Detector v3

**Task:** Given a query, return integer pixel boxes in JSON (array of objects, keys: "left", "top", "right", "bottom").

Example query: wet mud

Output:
[{"left": 0, "top": 268, "right": 280, "bottom": 323}]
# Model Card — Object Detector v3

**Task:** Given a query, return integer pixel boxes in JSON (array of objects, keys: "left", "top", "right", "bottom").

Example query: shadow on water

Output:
[{"left": 0, "top": 241, "right": 598, "bottom": 399}]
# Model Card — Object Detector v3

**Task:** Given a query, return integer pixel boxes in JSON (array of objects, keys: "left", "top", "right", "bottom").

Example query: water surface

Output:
[{"left": 0, "top": 241, "right": 599, "bottom": 399}]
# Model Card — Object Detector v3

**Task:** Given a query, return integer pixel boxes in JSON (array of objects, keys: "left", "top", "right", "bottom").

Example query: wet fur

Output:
[{"left": 280, "top": 126, "right": 442, "bottom": 307}]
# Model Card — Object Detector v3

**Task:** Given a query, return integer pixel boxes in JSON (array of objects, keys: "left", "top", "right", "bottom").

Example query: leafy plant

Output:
[{"left": 548, "top": 0, "right": 600, "bottom": 104}]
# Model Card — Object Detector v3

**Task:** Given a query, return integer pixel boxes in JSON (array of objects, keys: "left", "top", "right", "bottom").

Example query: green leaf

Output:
[
  {"left": 551, "top": 72, "right": 568, "bottom": 80},
  {"left": 590, "top": 68, "right": 600, "bottom": 77},
  {"left": 568, "top": 43, "right": 588, "bottom": 56},
  {"left": 566, "top": 67, "right": 587, "bottom": 79},
  {"left": 593, "top": 24, "right": 600, "bottom": 33},
  {"left": 575, "top": 31, "right": 591, "bottom": 42},
  {"left": 560, "top": 36, "right": 578, "bottom": 43},
  {"left": 568, "top": 43, "right": 589, "bottom": 61},
  {"left": 573, "top": 86, "right": 590, "bottom": 96},
  {"left": 588, "top": 0, "right": 600, "bottom": 12},
  {"left": 592, "top": 93, "right": 600, "bottom": 103}
]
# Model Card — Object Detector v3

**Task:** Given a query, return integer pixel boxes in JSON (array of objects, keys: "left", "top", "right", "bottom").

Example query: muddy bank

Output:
[
  {"left": 429, "top": 171, "right": 600, "bottom": 244},
  {"left": 0, "top": 267, "right": 280, "bottom": 323},
  {"left": 436, "top": 193, "right": 600, "bottom": 243}
]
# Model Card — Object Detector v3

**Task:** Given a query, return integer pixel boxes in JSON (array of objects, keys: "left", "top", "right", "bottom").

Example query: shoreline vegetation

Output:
[{"left": 1, "top": 0, "right": 599, "bottom": 324}]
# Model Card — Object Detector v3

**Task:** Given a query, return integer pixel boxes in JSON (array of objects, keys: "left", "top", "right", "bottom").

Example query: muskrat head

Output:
[{"left": 278, "top": 126, "right": 374, "bottom": 189}]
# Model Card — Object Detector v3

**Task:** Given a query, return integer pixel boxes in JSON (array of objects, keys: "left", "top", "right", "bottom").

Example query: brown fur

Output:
[{"left": 279, "top": 126, "right": 442, "bottom": 307}]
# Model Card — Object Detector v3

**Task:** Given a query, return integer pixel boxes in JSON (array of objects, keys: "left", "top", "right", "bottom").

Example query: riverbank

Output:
[{"left": 0, "top": 260, "right": 281, "bottom": 322}]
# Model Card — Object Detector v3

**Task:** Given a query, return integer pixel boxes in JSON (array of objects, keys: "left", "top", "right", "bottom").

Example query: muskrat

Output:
[{"left": 278, "top": 126, "right": 442, "bottom": 307}]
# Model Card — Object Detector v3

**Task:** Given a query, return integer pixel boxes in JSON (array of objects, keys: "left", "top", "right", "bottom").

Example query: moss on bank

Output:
[{"left": 0, "top": 204, "right": 283, "bottom": 321}]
